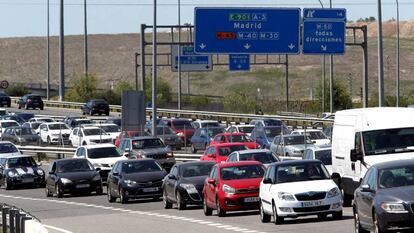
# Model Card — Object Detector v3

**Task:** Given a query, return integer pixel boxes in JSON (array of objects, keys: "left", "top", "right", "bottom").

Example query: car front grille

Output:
[
  {"left": 295, "top": 192, "right": 327, "bottom": 201},
  {"left": 146, "top": 154, "right": 167, "bottom": 160},
  {"left": 236, "top": 188, "right": 260, "bottom": 194},
  {"left": 136, "top": 180, "right": 163, "bottom": 187},
  {"left": 293, "top": 205, "right": 330, "bottom": 213}
]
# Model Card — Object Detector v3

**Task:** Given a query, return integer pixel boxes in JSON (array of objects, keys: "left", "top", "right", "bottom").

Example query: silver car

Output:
[{"left": 270, "top": 135, "right": 315, "bottom": 159}]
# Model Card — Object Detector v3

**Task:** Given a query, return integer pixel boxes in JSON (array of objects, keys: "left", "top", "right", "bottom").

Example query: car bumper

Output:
[
  {"left": 61, "top": 180, "right": 102, "bottom": 193},
  {"left": 377, "top": 209, "right": 414, "bottom": 232},
  {"left": 219, "top": 192, "right": 260, "bottom": 212},
  {"left": 178, "top": 188, "right": 204, "bottom": 205},
  {"left": 7, "top": 176, "right": 45, "bottom": 187},
  {"left": 121, "top": 184, "right": 163, "bottom": 199},
  {"left": 50, "top": 137, "right": 70, "bottom": 144},
  {"left": 276, "top": 196, "right": 342, "bottom": 217}
]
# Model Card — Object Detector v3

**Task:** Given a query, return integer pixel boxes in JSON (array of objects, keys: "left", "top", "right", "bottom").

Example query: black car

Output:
[
  {"left": 107, "top": 159, "right": 167, "bottom": 203},
  {"left": 81, "top": 99, "right": 110, "bottom": 116},
  {"left": 14, "top": 113, "right": 35, "bottom": 122},
  {"left": 163, "top": 161, "right": 215, "bottom": 210},
  {"left": 45, "top": 158, "right": 103, "bottom": 198},
  {"left": 353, "top": 159, "right": 414, "bottom": 233},
  {"left": 17, "top": 94, "right": 44, "bottom": 110},
  {"left": 1, "top": 126, "right": 40, "bottom": 146},
  {"left": 105, "top": 117, "right": 121, "bottom": 127},
  {"left": 0, "top": 155, "right": 45, "bottom": 189},
  {"left": 0, "top": 93, "right": 11, "bottom": 107}
]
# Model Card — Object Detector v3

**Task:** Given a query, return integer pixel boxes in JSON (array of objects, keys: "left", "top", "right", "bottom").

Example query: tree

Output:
[
  {"left": 224, "top": 91, "right": 256, "bottom": 113},
  {"left": 144, "top": 77, "right": 172, "bottom": 106},
  {"left": 316, "top": 78, "right": 352, "bottom": 112},
  {"left": 5, "top": 84, "right": 30, "bottom": 96},
  {"left": 65, "top": 74, "right": 98, "bottom": 102}
]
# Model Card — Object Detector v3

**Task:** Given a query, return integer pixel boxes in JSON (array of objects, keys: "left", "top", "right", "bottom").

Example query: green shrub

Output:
[{"left": 5, "top": 84, "right": 30, "bottom": 96}]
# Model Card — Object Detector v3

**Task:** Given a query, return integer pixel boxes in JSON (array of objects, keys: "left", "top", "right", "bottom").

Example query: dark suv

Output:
[
  {"left": 81, "top": 99, "right": 110, "bottom": 116},
  {"left": 17, "top": 94, "right": 44, "bottom": 110},
  {"left": 0, "top": 93, "right": 11, "bottom": 107}
]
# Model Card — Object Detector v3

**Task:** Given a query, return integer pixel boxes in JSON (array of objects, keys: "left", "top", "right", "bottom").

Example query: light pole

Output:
[
  {"left": 84, "top": 0, "right": 88, "bottom": 77},
  {"left": 46, "top": 0, "right": 50, "bottom": 100},
  {"left": 151, "top": 0, "right": 157, "bottom": 137},
  {"left": 177, "top": 0, "right": 182, "bottom": 110},
  {"left": 59, "top": 0, "right": 65, "bottom": 101},
  {"left": 377, "top": 0, "right": 385, "bottom": 106},
  {"left": 317, "top": 0, "right": 326, "bottom": 113},
  {"left": 329, "top": 0, "right": 334, "bottom": 113},
  {"left": 396, "top": 0, "right": 400, "bottom": 107}
]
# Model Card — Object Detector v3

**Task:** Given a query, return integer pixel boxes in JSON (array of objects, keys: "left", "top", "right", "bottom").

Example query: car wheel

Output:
[
  {"left": 56, "top": 184, "right": 63, "bottom": 198},
  {"left": 45, "top": 186, "right": 52, "bottom": 197},
  {"left": 105, "top": 111, "right": 109, "bottom": 116},
  {"left": 82, "top": 111, "right": 85, "bottom": 116},
  {"left": 373, "top": 213, "right": 384, "bottom": 233},
  {"left": 25, "top": 104, "right": 29, "bottom": 110},
  {"left": 354, "top": 208, "right": 369, "bottom": 233},
  {"left": 191, "top": 145, "right": 197, "bottom": 153},
  {"left": 107, "top": 187, "right": 116, "bottom": 202},
  {"left": 332, "top": 210, "right": 343, "bottom": 220},
  {"left": 4, "top": 180, "right": 11, "bottom": 190},
  {"left": 7, "top": 104, "right": 10, "bottom": 108},
  {"left": 216, "top": 197, "right": 226, "bottom": 217},
  {"left": 203, "top": 196, "right": 212, "bottom": 216},
  {"left": 272, "top": 203, "right": 284, "bottom": 225},
  {"left": 40, "top": 106, "right": 44, "bottom": 110},
  {"left": 176, "top": 192, "right": 186, "bottom": 210},
  {"left": 96, "top": 185, "right": 103, "bottom": 195},
  {"left": 260, "top": 201, "right": 271, "bottom": 223},
  {"left": 342, "top": 190, "right": 353, "bottom": 207},
  {"left": 119, "top": 187, "right": 128, "bottom": 204},
  {"left": 18, "top": 104, "right": 21, "bottom": 109},
  {"left": 163, "top": 189, "right": 173, "bottom": 209}
]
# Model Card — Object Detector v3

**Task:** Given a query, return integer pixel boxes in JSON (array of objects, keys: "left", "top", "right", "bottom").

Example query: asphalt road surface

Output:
[{"left": 0, "top": 187, "right": 354, "bottom": 233}]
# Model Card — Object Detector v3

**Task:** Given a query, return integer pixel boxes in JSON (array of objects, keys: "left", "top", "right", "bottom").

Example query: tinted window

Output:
[
  {"left": 263, "top": 119, "right": 282, "bottom": 126},
  {"left": 121, "top": 160, "right": 162, "bottom": 173},
  {"left": 206, "top": 128, "right": 225, "bottom": 137},
  {"left": 264, "top": 127, "right": 282, "bottom": 138},
  {"left": 7, "top": 157, "right": 36, "bottom": 168},
  {"left": 57, "top": 160, "right": 93, "bottom": 173},
  {"left": 88, "top": 147, "right": 121, "bottom": 159},
  {"left": 275, "top": 163, "right": 330, "bottom": 183},
  {"left": 283, "top": 135, "right": 312, "bottom": 145},
  {"left": 217, "top": 145, "right": 247, "bottom": 156},
  {"left": 227, "top": 134, "right": 252, "bottom": 143},
  {"left": 315, "top": 150, "right": 332, "bottom": 165},
  {"left": 378, "top": 166, "right": 414, "bottom": 189},
  {"left": 132, "top": 138, "right": 165, "bottom": 149},
  {"left": 1, "top": 122, "right": 19, "bottom": 128},
  {"left": 180, "top": 163, "right": 214, "bottom": 177},
  {"left": 238, "top": 126, "right": 254, "bottom": 134},
  {"left": 155, "top": 127, "right": 175, "bottom": 135},
  {"left": 15, "top": 128, "right": 36, "bottom": 135},
  {"left": 305, "top": 131, "right": 328, "bottom": 140},
  {"left": 239, "top": 152, "right": 278, "bottom": 164},
  {"left": 101, "top": 125, "right": 120, "bottom": 133},
  {"left": 172, "top": 120, "right": 193, "bottom": 130},
  {"left": 0, "top": 143, "right": 18, "bottom": 153},
  {"left": 220, "top": 165, "right": 264, "bottom": 180},
  {"left": 83, "top": 128, "right": 104, "bottom": 136},
  {"left": 48, "top": 123, "right": 70, "bottom": 130},
  {"left": 363, "top": 127, "right": 414, "bottom": 156}
]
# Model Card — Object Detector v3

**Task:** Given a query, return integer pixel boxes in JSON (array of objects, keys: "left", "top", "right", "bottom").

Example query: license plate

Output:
[
  {"left": 2, "top": 101, "right": 7, "bottom": 104},
  {"left": 143, "top": 187, "right": 159, "bottom": 192},
  {"left": 76, "top": 184, "right": 90, "bottom": 188},
  {"left": 22, "top": 178, "right": 34, "bottom": 183},
  {"left": 301, "top": 200, "right": 324, "bottom": 207},
  {"left": 244, "top": 197, "right": 260, "bottom": 203}
]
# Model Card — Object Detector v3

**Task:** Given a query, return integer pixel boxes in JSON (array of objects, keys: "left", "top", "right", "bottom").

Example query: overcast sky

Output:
[{"left": 0, "top": 0, "right": 412, "bottom": 38}]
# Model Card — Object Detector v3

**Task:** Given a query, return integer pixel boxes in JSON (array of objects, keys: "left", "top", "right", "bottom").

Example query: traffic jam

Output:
[{"left": 0, "top": 94, "right": 413, "bottom": 232}]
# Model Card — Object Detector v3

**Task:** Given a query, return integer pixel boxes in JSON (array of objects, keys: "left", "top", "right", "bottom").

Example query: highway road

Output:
[{"left": 0, "top": 187, "right": 354, "bottom": 233}]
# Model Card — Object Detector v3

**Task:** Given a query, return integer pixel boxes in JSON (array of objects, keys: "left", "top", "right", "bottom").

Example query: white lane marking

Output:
[
  {"left": 0, "top": 194, "right": 261, "bottom": 233},
  {"left": 43, "top": 224, "right": 74, "bottom": 233}
]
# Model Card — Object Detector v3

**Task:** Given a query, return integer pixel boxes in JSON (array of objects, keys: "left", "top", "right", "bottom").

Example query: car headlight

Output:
[
  {"left": 380, "top": 203, "right": 408, "bottom": 213},
  {"left": 60, "top": 178, "right": 72, "bottom": 184},
  {"left": 179, "top": 183, "right": 198, "bottom": 194},
  {"left": 222, "top": 184, "right": 236, "bottom": 194},
  {"left": 124, "top": 179, "right": 136, "bottom": 185},
  {"left": 177, "top": 132, "right": 184, "bottom": 137},
  {"left": 18, "top": 138, "right": 26, "bottom": 142},
  {"left": 293, "top": 150, "right": 301, "bottom": 154},
  {"left": 36, "top": 169, "right": 44, "bottom": 176},
  {"left": 327, "top": 187, "right": 340, "bottom": 198},
  {"left": 167, "top": 152, "right": 174, "bottom": 158},
  {"left": 93, "top": 163, "right": 102, "bottom": 168},
  {"left": 92, "top": 175, "right": 101, "bottom": 181},
  {"left": 278, "top": 192, "right": 295, "bottom": 201},
  {"left": 7, "top": 171, "right": 17, "bottom": 177}
]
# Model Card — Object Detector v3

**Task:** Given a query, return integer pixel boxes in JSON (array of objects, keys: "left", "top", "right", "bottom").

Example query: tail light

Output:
[
  {"left": 27, "top": 99, "right": 32, "bottom": 103},
  {"left": 167, "top": 152, "right": 174, "bottom": 158}
]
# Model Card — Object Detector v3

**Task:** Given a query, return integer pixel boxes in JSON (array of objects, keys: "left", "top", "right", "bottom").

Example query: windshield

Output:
[
  {"left": 121, "top": 160, "right": 162, "bottom": 173},
  {"left": 31, "top": 123, "right": 41, "bottom": 129},
  {"left": 7, "top": 157, "right": 37, "bottom": 168},
  {"left": 239, "top": 152, "right": 278, "bottom": 164},
  {"left": 0, "top": 143, "right": 18, "bottom": 153},
  {"left": 1, "top": 122, "right": 19, "bottom": 128},
  {"left": 172, "top": 120, "right": 193, "bottom": 130},
  {"left": 239, "top": 126, "right": 254, "bottom": 134},
  {"left": 363, "top": 128, "right": 414, "bottom": 156},
  {"left": 17, "top": 113, "right": 34, "bottom": 121},
  {"left": 264, "top": 119, "right": 283, "bottom": 126},
  {"left": 284, "top": 136, "right": 312, "bottom": 145},
  {"left": 202, "top": 122, "right": 220, "bottom": 128},
  {"left": 217, "top": 145, "right": 248, "bottom": 156},
  {"left": 220, "top": 165, "right": 264, "bottom": 180},
  {"left": 227, "top": 134, "right": 252, "bottom": 143},
  {"left": 88, "top": 147, "right": 121, "bottom": 159},
  {"left": 379, "top": 166, "right": 414, "bottom": 189},
  {"left": 39, "top": 118, "right": 54, "bottom": 123},
  {"left": 83, "top": 128, "right": 105, "bottom": 136},
  {"left": 264, "top": 127, "right": 282, "bottom": 138},
  {"left": 180, "top": 163, "right": 214, "bottom": 177},
  {"left": 315, "top": 150, "right": 332, "bottom": 165},
  {"left": 57, "top": 160, "right": 94, "bottom": 173},
  {"left": 303, "top": 131, "right": 328, "bottom": 140},
  {"left": 275, "top": 163, "right": 330, "bottom": 183},
  {"left": 48, "top": 123, "right": 69, "bottom": 130},
  {"left": 74, "top": 119, "right": 93, "bottom": 126},
  {"left": 156, "top": 127, "right": 175, "bottom": 135},
  {"left": 15, "top": 128, "right": 36, "bottom": 135},
  {"left": 132, "top": 138, "right": 165, "bottom": 149},
  {"left": 101, "top": 125, "right": 120, "bottom": 133}
]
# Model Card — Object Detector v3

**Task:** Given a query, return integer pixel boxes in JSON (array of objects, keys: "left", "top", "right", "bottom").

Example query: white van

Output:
[{"left": 331, "top": 107, "right": 414, "bottom": 206}]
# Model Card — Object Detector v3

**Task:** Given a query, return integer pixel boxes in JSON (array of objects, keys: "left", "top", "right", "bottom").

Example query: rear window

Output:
[
  {"left": 7, "top": 157, "right": 37, "bottom": 168},
  {"left": 29, "top": 96, "right": 42, "bottom": 101},
  {"left": 239, "top": 152, "right": 278, "bottom": 164},
  {"left": 172, "top": 120, "right": 193, "bottom": 130},
  {"left": 121, "top": 160, "right": 163, "bottom": 173},
  {"left": 217, "top": 145, "right": 248, "bottom": 156},
  {"left": 220, "top": 165, "right": 264, "bottom": 180}
]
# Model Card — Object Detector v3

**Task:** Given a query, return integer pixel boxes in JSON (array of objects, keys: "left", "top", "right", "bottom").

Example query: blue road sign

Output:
[
  {"left": 229, "top": 54, "right": 250, "bottom": 71},
  {"left": 302, "top": 8, "right": 347, "bottom": 55},
  {"left": 171, "top": 45, "right": 213, "bottom": 72},
  {"left": 194, "top": 8, "right": 300, "bottom": 54}
]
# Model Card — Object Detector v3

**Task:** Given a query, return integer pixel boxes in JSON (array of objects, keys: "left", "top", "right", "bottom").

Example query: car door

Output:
[
  {"left": 70, "top": 128, "right": 78, "bottom": 146},
  {"left": 112, "top": 162, "right": 123, "bottom": 196},
  {"left": 205, "top": 166, "right": 218, "bottom": 207},
  {"left": 108, "top": 162, "right": 119, "bottom": 196},
  {"left": 192, "top": 129, "right": 202, "bottom": 149},
  {"left": 0, "top": 158, "right": 6, "bottom": 185},
  {"left": 356, "top": 168, "right": 376, "bottom": 226},
  {"left": 47, "top": 162, "right": 58, "bottom": 192},
  {"left": 260, "top": 165, "right": 275, "bottom": 212},
  {"left": 39, "top": 124, "right": 47, "bottom": 142},
  {"left": 165, "top": 166, "right": 179, "bottom": 201}
]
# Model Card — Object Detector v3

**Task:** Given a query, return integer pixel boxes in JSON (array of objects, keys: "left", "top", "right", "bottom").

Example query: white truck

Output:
[{"left": 331, "top": 107, "right": 414, "bottom": 206}]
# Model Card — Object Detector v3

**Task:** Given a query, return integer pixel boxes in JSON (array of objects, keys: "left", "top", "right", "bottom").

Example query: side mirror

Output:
[
  {"left": 123, "top": 152, "right": 130, "bottom": 158},
  {"left": 168, "top": 174, "right": 176, "bottom": 180},
  {"left": 350, "top": 149, "right": 363, "bottom": 162},
  {"left": 263, "top": 178, "right": 273, "bottom": 184},
  {"left": 20, "top": 150, "right": 23, "bottom": 155},
  {"left": 95, "top": 167, "right": 101, "bottom": 171},
  {"left": 112, "top": 171, "right": 119, "bottom": 176},
  {"left": 361, "top": 184, "right": 373, "bottom": 193},
  {"left": 125, "top": 147, "right": 131, "bottom": 153},
  {"left": 207, "top": 153, "right": 215, "bottom": 158},
  {"left": 48, "top": 171, "right": 54, "bottom": 175},
  {"left": 207, "top": 178, "right": 216, "bottom": 185}
]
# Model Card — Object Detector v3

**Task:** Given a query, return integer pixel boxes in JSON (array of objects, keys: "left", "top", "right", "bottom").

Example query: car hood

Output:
[
  {"left": 49, "top": 129, "right": 72, "bottom": 134},
  {"left": 85, "top": 135, "right": 112, "bottom": 140},
  {"left": 7, "top": 166, "right": 41, "bottom": 175},
  {"left": 123, "top": 171, "right": 167, "bottom": 182},
  {"left": 57, "top": 171, "right": 98, "bottom": 180},
  {"left": 88, "top": 156, "right": 127, "bottom": 165},
  {"left": 134, "top": 147, "right": 171, "bottom": 155},
  {"left": 274, "top": 179, "right": 336, "bottom": 194},
  {"left": 377, "top": 186, "right": 414, "bottom": 203},
  {"left": 222, "top": 178, "right": 262, "bottom": 189},
  {"left": 0, "top": 152, "right": 22, "bottom": 157},
  {"left": 312, "top": 139, "right": 331, "bottom": 146},
  {"left": 106, "top": 132, "right": 119, "bottom": 139},
  {"left": 180, "top": 176, "right": 208, "bottom": 186}
]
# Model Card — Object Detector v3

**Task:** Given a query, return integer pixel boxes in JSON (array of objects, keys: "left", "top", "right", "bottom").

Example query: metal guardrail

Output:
[
  {"left": 10, "top": 97, "right": 333, "bottom": 128},
  {"left": 0, "top": 203, "right": 47, "bottom": 233}
]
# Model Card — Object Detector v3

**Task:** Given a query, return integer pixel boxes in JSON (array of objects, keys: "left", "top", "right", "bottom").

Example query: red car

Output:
[
  {"left": 203, "top": 161, "right": 265, "bottom": 217},
  {"left": 200, "top": 143, "right": 248, "bottom": 163},
  {"left": 114, "top": 131, "right": 149, "bottom": 147},
  {"left": 210, "top": 133, "right": 260, "bottom": 149},
  {"left": 160, "top": 119, "right": 195, "bottom": 144}
]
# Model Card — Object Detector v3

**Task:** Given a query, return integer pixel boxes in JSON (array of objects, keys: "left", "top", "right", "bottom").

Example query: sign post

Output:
[
  {"left": 229, "top": 54, "right": 250, "bottom": 71},
  {"left": 171, "top": 45, "right": 212, "bottom": 72}
]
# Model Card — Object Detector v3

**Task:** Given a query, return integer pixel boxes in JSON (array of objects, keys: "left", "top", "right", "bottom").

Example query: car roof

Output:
[
  {"left": 0, "top": 120, "right": 18, "bottom": 123},
  {"left": 0, "top": 141, "right": 16, "bottom": 145},
  {"left": 175, "top": 161, "right": 215, "bottom": 168},
  {"left": 82, "top": 144, "right": 116, "bottom": 149},
  {"left": 198, "top": 126, "right": 224, "bottom": 130},
  {"left": 55, "top": 158, "right": 88, "bottom": 163},
  {"left": 118, "top": 158, "right": 156, "bottom": 163},
  {"left": 218, "top": 161, "right": 262, "bottom": 168},
  {"left": 3, "top": 154, "right": 32, "bottom": 159},
  {"left": 271, "top": 159, "right": 323, "bottom": 167},
  {"left": 130, "top": 136, "right": 160, "bottom": 140},
  {"left": 211, "top": 142, "right": 247, "bottom": 147},
  {"left": 41, "top": 122, "right": 65, "bottom": 125},
  {"left": 217, "top": 132, "right": 247, "bottom": 136},
  {"left": 309, "top": 147, "right": 332, "bottom": 152},
  {"left": 373, "top": 159, "right": 414, "bottom": 170},
  {"left": 236, "top": 149, "right": 271, "bottom": 154},
  {"left": 293, "top": 129, "right": 322, "bottom": 132}
]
